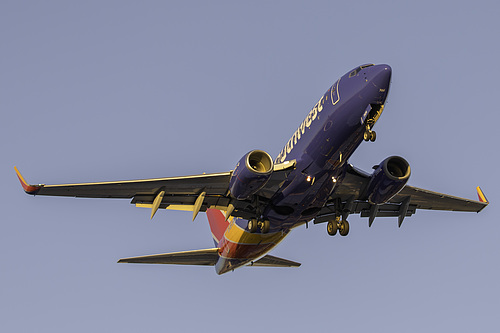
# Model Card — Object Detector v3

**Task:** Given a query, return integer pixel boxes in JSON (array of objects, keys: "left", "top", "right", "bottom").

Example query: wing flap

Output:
[
  {"left": 314, "top": 201, "right": 418, "bottom": 224},
  {"left": 117, "top": 248, "right": 220, "bottom": 266}
]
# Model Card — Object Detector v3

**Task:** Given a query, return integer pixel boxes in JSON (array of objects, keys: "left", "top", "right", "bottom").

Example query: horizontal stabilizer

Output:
[
  {"left": 118, "top": 248, "right": 219, "bottom": 266},
  {"left": 118, "top": 249, "right": 301, "bottom": 269},
  {"left": 250, "top": 254, "right": 301, "bottom": 267}
]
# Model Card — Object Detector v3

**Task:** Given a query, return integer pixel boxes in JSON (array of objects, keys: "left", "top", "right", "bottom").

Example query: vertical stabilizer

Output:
[{"left": 206, "top": 209, "right": 230, "bottom": 245}]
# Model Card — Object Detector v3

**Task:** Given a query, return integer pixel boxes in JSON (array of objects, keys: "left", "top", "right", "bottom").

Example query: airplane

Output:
[{"left": 15, "top": 64, "right": 489, "bottom": 275}]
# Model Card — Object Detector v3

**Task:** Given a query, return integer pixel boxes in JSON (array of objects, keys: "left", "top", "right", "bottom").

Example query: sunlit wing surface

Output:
[
  {"left": 14, "top": 162, "right": 296, "bottom": 219},
  {"left": 17, "top": 169, "right": 230, "bottom": 198}
]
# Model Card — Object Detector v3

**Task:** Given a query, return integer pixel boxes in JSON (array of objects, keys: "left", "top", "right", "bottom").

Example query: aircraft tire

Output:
[
  {"left": 248, "top": 219, "right": 258, "bottom": 233},
  {"left": 370, "top": 131, "right": 376, "bottom": 142},
  {"left": 327, "top": 220, "right": 338, "bottom": 236},
  {"left": 261, "top": 220, "right": 270, "bottom": 234},
  {"left": 363, "top": 131, "right": 370, "bottom": 141},
  {"left": 339, "top": 220, "right": 350, "bottom": 236}
]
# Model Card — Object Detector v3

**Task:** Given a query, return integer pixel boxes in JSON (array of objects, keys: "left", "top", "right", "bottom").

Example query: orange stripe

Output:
[{"left": 14, "top": 166, "right": 41, "bottom": 193}]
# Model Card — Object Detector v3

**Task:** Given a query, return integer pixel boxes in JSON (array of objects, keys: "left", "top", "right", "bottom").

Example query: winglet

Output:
[
  {"left": 476, "top": 186, "right": 489, "bottom": 204},
  {"left": 14, "top": 166, "right": 42, "bottom": 195}
]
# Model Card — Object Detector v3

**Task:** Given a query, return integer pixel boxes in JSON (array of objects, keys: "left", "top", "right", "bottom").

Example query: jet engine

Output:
[
  {"left": 228, "top": 150, "right": 274, "bottom": 200},
  {"left": 365, "top": 156, "right": 411, "bottom": 205}
]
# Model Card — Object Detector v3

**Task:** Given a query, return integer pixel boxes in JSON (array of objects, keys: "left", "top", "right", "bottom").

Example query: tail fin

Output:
[{"left": 206, "top": 209, "right": 230, "bottom": 245}]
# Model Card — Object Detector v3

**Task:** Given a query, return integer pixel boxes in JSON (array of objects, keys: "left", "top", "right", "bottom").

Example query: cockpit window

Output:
[
  {"left": 330, "top": 79, "right": 340, "bottom": 105},
  {"left": 349, "top": 64, "right": 375, "bottom": 78}
]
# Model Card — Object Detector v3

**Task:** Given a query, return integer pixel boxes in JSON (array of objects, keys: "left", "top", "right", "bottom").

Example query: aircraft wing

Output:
[
  {"left": 314, "top": 164, "right": 488, "bottom": 226},
  {"left": 15, "top": 161, "right": 296, "bottom": 219}
]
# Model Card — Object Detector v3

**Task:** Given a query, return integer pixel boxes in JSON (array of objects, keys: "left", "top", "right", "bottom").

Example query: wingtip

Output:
[
  {"left": 476, "top": 186, "right": 489, "bottom": 204},
  {"left": 14, "top": 166, "right": 42, "bottom": 195}
]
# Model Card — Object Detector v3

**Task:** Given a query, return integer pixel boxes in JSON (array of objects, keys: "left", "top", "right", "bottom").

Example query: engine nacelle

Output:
[
  {"left": 365, "top": 156, "right": 411, "bottom": 205},
  {"left": 229, "top": 150, "right": 274, "bottom": 200}
]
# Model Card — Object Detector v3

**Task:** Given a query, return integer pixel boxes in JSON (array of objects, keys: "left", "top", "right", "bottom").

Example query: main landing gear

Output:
[
  {"left": 248, "top": 219, "right": 270, "bottom": 234},
  {"left": 327, "top": 217, "right": 349, "bottom": 236}
]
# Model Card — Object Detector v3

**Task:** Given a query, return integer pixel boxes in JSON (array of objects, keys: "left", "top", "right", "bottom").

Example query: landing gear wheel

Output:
[
  {"left": 363, "top": 131, "right": 370, "bottom": 141},
  {"left": 248, "top": 219, "right": 258, "bottom": 233},
  {"left": 339, "top": 220, "right": 350, "bottom": 236},
  {"left": 364, "top": 130, "right": 376, "bottom": 142},
  {"left": 327, "top": 220, "right": 338, "bottom": 236},
  {"left": 261, "top": 220, "right": 270, "bottom": 234}
]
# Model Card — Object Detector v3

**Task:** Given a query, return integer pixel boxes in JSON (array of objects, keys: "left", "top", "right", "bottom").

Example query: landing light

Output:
[
  {"left": 332, "top": 177, "right": 337, "bottom": 183},
  {"left": 306, "top": 176, "right": 312, "bottom": 182}
]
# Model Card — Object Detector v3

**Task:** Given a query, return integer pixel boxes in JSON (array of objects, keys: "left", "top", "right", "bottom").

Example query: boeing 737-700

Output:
[{"left": 16, "top": 64, "right": 488, "bottom": 274}]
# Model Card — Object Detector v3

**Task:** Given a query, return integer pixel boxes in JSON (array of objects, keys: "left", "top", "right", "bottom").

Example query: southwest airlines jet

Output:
[{"left": 16, "top": 64, "right": 489, "bottom": 274}]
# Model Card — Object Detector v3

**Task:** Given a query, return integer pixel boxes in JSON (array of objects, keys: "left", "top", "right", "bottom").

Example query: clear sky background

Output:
[{"left": 2, "top": 1, "right": 498, "bottom": 332}]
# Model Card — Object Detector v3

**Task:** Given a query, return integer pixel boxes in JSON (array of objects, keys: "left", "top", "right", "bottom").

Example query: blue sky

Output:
[{"left": 2, "top": 1, "right": 498, "bottom": 332}]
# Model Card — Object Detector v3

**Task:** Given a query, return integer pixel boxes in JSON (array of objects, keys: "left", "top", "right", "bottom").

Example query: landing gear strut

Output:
[{"left": 327, "top": 217, "right": 350, "bottom": 237}]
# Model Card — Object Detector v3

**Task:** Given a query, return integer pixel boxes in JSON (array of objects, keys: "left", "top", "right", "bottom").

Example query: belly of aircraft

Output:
[{"left": 216, "top": 219, "right": 289, "bottom": 274}]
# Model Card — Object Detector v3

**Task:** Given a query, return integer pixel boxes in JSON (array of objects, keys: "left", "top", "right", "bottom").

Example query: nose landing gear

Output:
[
  {"left": 363, "top": 130, "right": 376, "bottom": 142},
  {"left": 363, "top": 124, "right": 376, "bottom": 142}
]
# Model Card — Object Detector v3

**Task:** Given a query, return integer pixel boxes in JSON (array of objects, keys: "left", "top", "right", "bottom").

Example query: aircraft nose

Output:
[
  {"left": 370, "top": 64, "right": 391, "bottom": 104},
  {"left": 373, "top": 64, "right": 392, "bottom": 89}
]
